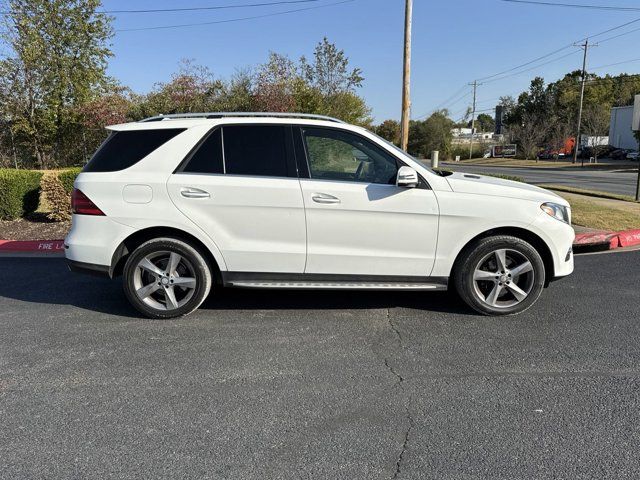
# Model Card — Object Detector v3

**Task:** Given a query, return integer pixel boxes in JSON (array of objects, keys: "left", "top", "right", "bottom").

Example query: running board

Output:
[
  {"left": 228, "top": 281, "right": 446, "bottom": 291},
  {"left": 222, "top": 272, "right": 448, "bottom": 291}
]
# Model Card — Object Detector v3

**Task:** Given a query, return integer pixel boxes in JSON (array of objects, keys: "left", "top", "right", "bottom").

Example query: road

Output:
[
  {"left": 442, "top": 162, "right": 640, "bottom": 196},
  {"left": 1, "top": 253, "right": 640, "bottom": 479}
]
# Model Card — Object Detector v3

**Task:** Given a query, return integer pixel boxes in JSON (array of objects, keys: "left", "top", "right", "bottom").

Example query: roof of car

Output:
[{"left": 107, "top": 112, "right": 352, "bottom": 131}]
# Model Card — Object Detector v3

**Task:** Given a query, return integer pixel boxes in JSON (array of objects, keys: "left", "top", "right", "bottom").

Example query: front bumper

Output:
[{"left": 529, "top": 213, "right": 575, "bottom": 280}]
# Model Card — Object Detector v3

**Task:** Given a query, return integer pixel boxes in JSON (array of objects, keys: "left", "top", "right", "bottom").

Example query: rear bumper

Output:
[
  {"left": 67, "top": 259, "right": 111, "bottom": 278},
  {"left": 64, "top": 214, "right": 135, "bottom": 269}
]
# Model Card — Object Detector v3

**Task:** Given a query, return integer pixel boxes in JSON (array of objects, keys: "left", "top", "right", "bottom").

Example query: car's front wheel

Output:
[
  {"left": 454, "top": 235, "right": 546, "bottom": 316},
  {"left": 123, "top": 237, "right": 212, "bottom": 319}
]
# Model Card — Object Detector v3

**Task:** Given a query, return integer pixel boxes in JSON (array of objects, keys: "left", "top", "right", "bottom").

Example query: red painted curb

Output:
[
  {"left": 574, "top": 229, "right": 640, "bottom": 250},
  {"left": 573, "top": 231, "right": 617, "bottom": 246},
  {"left": 0, "top": 239, "right": 65, "bottom": 252},
  {"left": 616, "top": 229, "right": 640, "bottom": 248}
]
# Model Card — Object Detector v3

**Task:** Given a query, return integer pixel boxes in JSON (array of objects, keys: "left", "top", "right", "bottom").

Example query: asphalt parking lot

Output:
[{"left": 1, "top": 251, "right": 640, "bottom": 479}]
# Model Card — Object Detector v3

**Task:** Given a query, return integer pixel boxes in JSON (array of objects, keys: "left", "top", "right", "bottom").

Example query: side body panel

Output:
[
  {"left": 300, "top": 179, "right": 439, "bottom": 276},
  {"left": 167, "top": 174, "right": 306, "bottom": 273}
]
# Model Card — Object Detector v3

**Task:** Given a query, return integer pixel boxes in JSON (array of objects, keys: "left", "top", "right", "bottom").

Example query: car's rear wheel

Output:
[
  {"left": 454, "top": 235, "right": 546, "bottom": 316},
  {"left": 123, "top": 238, "right": 212, "bottom": 319}
]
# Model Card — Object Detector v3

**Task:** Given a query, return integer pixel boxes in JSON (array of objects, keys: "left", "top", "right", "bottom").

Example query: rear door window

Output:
[
  {"left": 222, "top": 125, "right": 288, "bottom": 177},
  {"left": 180, "top": 128, "right": 224, "bottom": 174},
  {"left": 84, "top": 128, "right": 185, "bottom": 172}
]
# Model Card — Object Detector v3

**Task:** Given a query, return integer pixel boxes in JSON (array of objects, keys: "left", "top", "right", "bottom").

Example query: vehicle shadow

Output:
[
  {"left": 0, "top": 257, "right": 475, "bottom": 318},
  {"left": 202, "top": 288, "right": 474, "bottom": 315}
]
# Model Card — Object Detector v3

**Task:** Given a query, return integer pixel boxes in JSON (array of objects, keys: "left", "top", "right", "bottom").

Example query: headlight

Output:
[{"left": 541, "top": 202, "right": 570, "bottom": 224}]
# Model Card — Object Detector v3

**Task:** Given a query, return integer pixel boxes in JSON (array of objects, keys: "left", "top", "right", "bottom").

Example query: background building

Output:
[{"left": 610, "top": 106, "right": 637, "bottom": 150}]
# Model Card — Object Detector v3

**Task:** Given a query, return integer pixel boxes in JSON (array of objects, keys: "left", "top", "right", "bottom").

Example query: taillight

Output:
[{"left": 71, "top": 189, "right": 105, "bottom": 216}]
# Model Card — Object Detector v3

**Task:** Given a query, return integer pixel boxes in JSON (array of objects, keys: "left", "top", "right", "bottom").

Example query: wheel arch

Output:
[
  {"left": 110, "top": 226, "right": 223, "bottom": 285},
  {"left": 450, "top": 226, "right": 555, "bottom": 288}
]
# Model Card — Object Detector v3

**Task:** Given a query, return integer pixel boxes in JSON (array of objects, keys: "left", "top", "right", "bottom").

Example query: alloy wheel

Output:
[
  {"left": 133, "top": 251, "right": 197, "bottom": 311},
  {"left": 472, "top": 248, "right": 535, "bottom": 309}
]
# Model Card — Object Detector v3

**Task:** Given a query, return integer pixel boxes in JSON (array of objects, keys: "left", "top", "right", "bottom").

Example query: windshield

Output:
[
  {"left": 364, "top": 129, "right": 445, "bottom": 174},
  {"left": 365, "top": 130, "right": 435, "bottom": 172}
]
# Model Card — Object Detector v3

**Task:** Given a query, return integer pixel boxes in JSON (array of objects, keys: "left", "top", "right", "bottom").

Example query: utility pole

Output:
[
  {"left": 573, "top": 39, "right": 595, "bottom": 166},
  {"left": 400, "top": 0, "right": 412, "bottom": 151},
  {"left": 469, "top": 80, "right": 478, "bottom": 160},
  {"left": 636, "top": 134, "right": 640, "bottom": 202}
]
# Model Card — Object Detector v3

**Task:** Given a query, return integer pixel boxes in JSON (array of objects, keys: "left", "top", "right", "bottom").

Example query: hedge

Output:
[
  {"left": 58, "top": 167, "right": 82, "bottom": 194},
  {"left": 0, "top": 169, "right": 43, "bottom": 220}
]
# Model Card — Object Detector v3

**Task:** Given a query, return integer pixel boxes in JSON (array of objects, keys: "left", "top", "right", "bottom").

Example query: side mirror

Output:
[{"left": 396, "top": 166, "right": 419, "bottom": 188}]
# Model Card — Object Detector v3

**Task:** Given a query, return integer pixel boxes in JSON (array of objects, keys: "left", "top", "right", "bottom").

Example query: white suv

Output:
[{"left": 65, "top": 112, "right": 574, "bottom": 318}]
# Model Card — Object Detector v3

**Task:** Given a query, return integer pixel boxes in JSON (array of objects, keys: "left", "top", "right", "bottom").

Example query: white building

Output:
[{"left": 610, "top": 106, "right": 638, "bottom": 150}]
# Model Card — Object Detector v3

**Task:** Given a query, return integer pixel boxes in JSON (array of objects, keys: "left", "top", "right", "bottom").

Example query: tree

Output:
[
  {"left": 0, "top": 0, "right": 113, "bottom": 168},
  {"left": 75, "top": 87, "right": 133, "bottom": 162},
  {"left": 581, "top": 104, "right": 611, "bottom": 161},
  {"left": 130, "top": 60, "right": 225, "bottom": 119},
  {"left": 300, "top": 37, "right": 363, "bottom": 96},
  {"left": 474, "top": 113, "right": 495, "bottom": 133},
  {"left": 375, "top": 120, "right": 401, "bottom": 145},
  {"left": 509, "top": 111, "right": 548, "bottom": 160},
  {"left": 254, "top": 52, "right": 299, "bottom": 112},
  {"left": 547, "top": 115, "right": 573, "bottom": 161},
  {"left": 408, "top": 110, "right": 454, "bottom": 159}
]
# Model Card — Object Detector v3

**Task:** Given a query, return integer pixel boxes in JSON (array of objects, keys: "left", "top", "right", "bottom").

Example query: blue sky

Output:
[{"left": 106, "top": 0, "right": 640, "bottom": 122}]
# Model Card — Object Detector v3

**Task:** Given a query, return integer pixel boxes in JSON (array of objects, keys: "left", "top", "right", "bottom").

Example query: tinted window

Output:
[
  {"left": 84, "top": 129, "right": 185, "bottom": 172},
  {"left": 302, "top": 127, "right": 398, "bottom": 184},
  {"left": 223, "top": 125, "right": 288, "bottom": 177},
  {"left": 182, "top": 128, "right": 224, "bottom": 174}
]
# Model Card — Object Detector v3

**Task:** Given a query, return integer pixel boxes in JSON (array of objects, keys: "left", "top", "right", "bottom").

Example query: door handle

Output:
[
  {"left": 180, "top": 187, "right": 210, "bottom": 199},
  {"left": 312, "top": 193, "right": 340, "bottom": 204}
]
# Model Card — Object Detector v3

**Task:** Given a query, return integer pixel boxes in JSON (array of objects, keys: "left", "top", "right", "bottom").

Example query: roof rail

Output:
[{"left": 139, "top": 112, "right": 345, "bottom": 124}]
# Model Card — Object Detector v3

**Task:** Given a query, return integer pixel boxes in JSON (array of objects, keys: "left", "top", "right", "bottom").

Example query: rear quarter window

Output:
[{"left": 83, "top": 129, "right": 185, "bottom": 172}]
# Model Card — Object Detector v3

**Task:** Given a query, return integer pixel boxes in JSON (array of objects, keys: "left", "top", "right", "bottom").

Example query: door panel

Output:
[
  {"left": 300, "top": 179, "right": 439, "bottom": 277},
  {"left": 168, "top": 174, "right": 306, "bottom": 273}
]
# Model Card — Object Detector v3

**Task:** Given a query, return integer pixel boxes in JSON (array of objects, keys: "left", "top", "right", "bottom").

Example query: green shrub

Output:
[
  {"left": 58, "top": 167, "right": 82, "bottom": 194},
  {"left": 0, "top": 169, "right": 43, "bottom": 220},
  {"left": 449, "top": 145, "right": 486, "bottom": 160}
]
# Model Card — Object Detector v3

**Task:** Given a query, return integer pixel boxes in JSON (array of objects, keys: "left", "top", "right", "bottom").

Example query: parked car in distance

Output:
[
  {"left": 65, "top": 112, "right": 575, "bottom": 319},
  {"left": 627, "top": 151, "right": 639, "bottom": 161},
  {"left": 538, "top": 137, "right": 575, "bottom": 160},
  {"left": 610, "top": 148, "right": 631, "bottom": 160},
  {"left": 577, "top": 145, "right": 616, "bottom": 160}
]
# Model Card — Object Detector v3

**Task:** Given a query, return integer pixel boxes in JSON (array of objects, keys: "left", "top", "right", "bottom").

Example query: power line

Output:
[
  {"left": 414, "top": 89, "right": 471, "bottom": 120},
  {"left": 501, "top": 0, "right": 640, "bottom": 12},
  {"left": 476, "top": 44, "right": 574, "bottom": 82},
  {"left": 597, "top": 25, "right": 640, "bottom": 44},
  {"left": 433, "top": 84, "right": 468, "bottom": 110},
  {"left": 591, "top": 58, "right": 640, "bottom": 70},
  {"left": 0, "top": 0, "right": 329, "bottom": 15},
  {"left": 482, "top": 50, "right": 580, "bottom": 85},
  {"left": 116, "top": 0, "right": 354, "bottom": 32},
  {"left": 474, "top": 16, "right": 640, "bottom": 83}
]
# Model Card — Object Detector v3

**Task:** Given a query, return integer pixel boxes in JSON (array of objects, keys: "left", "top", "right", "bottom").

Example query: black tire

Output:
[
  {"left": 123, "top": 237, "right": 212, "bottom": 319},
  {"left": 453, "top": 235, "right": 546, "bottom": 316}
]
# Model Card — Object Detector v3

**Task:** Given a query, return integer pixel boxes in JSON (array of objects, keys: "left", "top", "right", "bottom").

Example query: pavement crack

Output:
[
  {"left": 392, "top": 401, "right": 413, "bottom": 480},
  {"left": 387, "top": 307, "right": 403, "bottom": 347},
  {"left": 384, "top": 358, "right": 404, "bottom": 384},
  {"left": 381, "top": 307, "right": 413, "bottom": 480}
]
